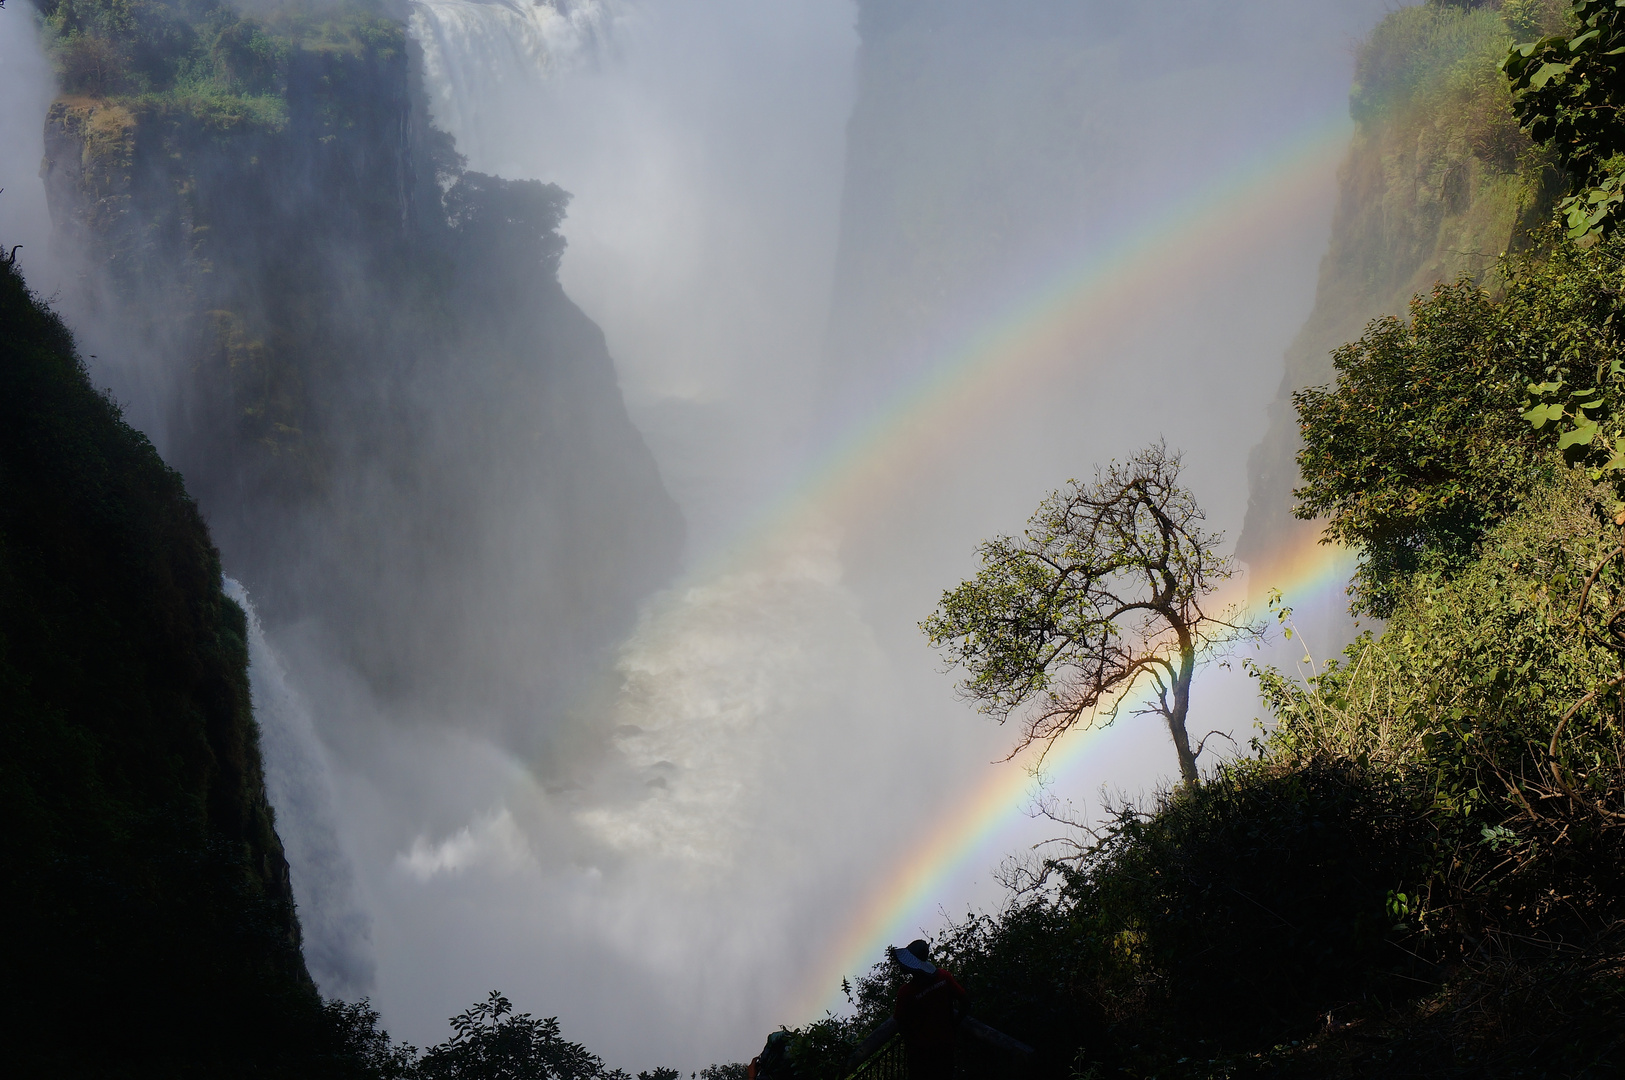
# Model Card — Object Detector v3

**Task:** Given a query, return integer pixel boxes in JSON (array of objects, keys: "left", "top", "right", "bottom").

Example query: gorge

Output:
[{"left": 5, "top": 1, "right": 1620, "bottom": 1077}]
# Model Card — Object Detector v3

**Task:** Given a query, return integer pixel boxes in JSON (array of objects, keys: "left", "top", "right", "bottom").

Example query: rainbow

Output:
[
  {"left": 793, "top": 537, "right": 1358, "bottom": 1017},
  {"left": 688, "top": 114, "right": 1367, "bottom": 1018},
  {"left": 709, "top": 113, "right": 1358, "bottom": 562}
]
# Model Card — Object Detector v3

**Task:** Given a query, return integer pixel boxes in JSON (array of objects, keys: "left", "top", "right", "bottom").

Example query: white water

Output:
[
  {"left": 0, "top": 5, "right": 64, "bottom": 296},
  {"left": 226, "top": 579, "right": 377, "bottom": 997},
  {"left": 410, "top": 0, "right": 620, "bottom": 165}
]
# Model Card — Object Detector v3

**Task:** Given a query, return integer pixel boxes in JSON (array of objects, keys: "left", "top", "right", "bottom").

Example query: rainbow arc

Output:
[{"left": 625, "top": 110, "right": 1365, "bottom": 1019}]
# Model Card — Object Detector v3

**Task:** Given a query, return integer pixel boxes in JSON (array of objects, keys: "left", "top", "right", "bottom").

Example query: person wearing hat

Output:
[{"left": 890, "top": 939, "right": 967, "bottom": 1079}]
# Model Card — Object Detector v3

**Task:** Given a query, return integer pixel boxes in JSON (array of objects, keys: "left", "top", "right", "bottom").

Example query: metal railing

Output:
[{"left": 845, "top": 1034, "right": 908, "bottom": 1080}]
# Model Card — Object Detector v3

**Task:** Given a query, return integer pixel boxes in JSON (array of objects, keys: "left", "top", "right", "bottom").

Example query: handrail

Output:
[{"left": 843, "top": 1032, "right": 907, "bottom": 1080}]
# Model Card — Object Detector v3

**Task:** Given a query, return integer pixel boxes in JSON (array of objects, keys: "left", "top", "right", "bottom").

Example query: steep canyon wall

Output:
[
  {"left": 33, "top": 0, "right": 683, "bottom": 754},
  {"left": 1238, "top": 0, "right": 1566, "bottom": 630},
  {"left": 0, "top": 251, "right": 330, "bottom": 1077}
]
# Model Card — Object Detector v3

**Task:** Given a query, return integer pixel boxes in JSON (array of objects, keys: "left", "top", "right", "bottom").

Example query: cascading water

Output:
[
  {"left": 0, "top": 7, "right": 64, "bottom": 297},
  {"left": 409, "top": 0, "right": 619, "bottom": 166},
  {"left": 225, "top": 579, "right": 376, "bottom": 997}
]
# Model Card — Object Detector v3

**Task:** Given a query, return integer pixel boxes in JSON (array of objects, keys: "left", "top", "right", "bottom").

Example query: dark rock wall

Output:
[
  {"left": 38, "top": 13, "right": 683, "bottom": 749},
  {"left": 0, "top": 251, "right": 337, "bottom": 1077}
]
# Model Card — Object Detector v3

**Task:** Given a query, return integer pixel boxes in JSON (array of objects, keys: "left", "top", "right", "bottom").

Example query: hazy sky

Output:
[{"left": 1, "top": 0, "right": 1397, "bottom": 1071}]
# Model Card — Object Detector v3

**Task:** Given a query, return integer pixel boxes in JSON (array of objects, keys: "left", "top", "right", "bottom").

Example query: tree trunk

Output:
[{"left": 1166, "top": 649, "right": 1199, "bottom": 784}]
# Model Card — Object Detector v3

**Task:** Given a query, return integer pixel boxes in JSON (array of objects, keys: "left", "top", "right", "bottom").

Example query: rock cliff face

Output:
[
  {"left": 1237, "top": 1, "right": 1564, "bottom": 624},
  {"left": 0, "top": 250, "right": 332, "bottom": 1076},
  {"left": 35, "top": 0, "right": 683, "bottom": 749}
]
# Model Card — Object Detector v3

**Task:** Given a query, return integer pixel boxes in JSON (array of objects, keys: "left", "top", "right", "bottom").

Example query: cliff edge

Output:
[
  {"left": 0, "top": 250, "right": 339, "bottom": 1077},
  {"left": 1238, "top": 0, "right": 1565, "bottom": 622}
]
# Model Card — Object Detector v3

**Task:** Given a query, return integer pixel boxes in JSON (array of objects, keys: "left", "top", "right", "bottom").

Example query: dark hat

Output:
[{"left": 890, "top": 939, "right": 937, "bottom": 975}]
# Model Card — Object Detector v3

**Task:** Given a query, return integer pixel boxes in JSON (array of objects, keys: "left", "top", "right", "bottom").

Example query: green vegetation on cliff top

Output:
[{"left": 32, "top": 0, "right": 402, "bottom": 128}]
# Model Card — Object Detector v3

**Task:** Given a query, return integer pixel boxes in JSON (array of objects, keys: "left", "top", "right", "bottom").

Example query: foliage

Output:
[
  {"left": 416, "top": 992, "right": 630, "bottom": 1080},
  {"left": 446, "top": 173, "right": 572, "bottom": 279},
  {"left": 1505, "top": 0, "right": 1625, "bottom": 237},
  {"left": 318, "top": 991, "right": 656, "bottom": 1080},
  {"left": 768, "top": 760, "right": 1443, "bottom": 1080},
  {"left": 1296, "top": 233, "right": 1625, "bottom": 615},
  {"left": 1292, "top": 279, "right": 1547, "bottom": 617},
  {"left": 1351, "top": 0, "right": 1572, "bottom": 168},
  {"left": 31, "top": 0, "right": 402, "bottom": 124},
  {"left": 924, "top": 441, "right": 1259, "bottom": 782},
  {"left": 697, "top": 1065, "right": 749, "bottom": 1080},
  {"left": 1501, "top": 0, "right": 1576, "bottom": 41},
  {"left": 1352, "top": 1, "right": 1515, "bottom": 125},
  {"left": 325, "top": 999, "right": 423, "bottom": 1080},
  {"left": 1270, "top": 469, "right": 1625, "bottom": 933},
  {"left": 1513, "top": 236, "right": 1625, "bottom": 490}
]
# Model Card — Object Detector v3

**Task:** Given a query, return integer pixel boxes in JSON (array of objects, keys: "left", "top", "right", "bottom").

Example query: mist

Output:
[
  {"left": 1, "top": 0, "right": 1395, "bottom": 1072},
  {"left": 0, "top": 7, "right": 61, "bottom": 295}
]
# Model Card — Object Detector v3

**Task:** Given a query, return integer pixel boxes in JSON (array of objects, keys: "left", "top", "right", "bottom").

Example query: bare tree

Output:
[{"left": 922, "top": 441, "right": 1260, "bottom": 783}]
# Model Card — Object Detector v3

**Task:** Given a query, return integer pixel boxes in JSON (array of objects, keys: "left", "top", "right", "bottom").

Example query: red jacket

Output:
[{"left": 894, "top": 967, "right": 967, "bottom": 1052}]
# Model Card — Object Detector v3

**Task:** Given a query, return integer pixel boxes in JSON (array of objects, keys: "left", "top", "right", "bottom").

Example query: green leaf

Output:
[
  {"left": 1559, "top": 419, "right": 1600, "bottom": 450},
  {"left": 1523, "top": 402, "right": 1566, "bottom": 427},
  {"left": 1529, "top": 61, "right": 1573, "bottom": 89}
]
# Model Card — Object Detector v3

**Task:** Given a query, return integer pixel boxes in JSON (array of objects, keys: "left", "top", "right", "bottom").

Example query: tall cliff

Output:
[
  {"left": 1237, "top": 0, "right": 1566, "bottom": 619},
  {"left": 818, "top": 0, "right": 1394, "bottom": 657},
  {"left": 0, "top": 251, "right": 343, "bottom": 1077},
  {"left": 31, "top": 0, "right": 683, "bottom": 752}
]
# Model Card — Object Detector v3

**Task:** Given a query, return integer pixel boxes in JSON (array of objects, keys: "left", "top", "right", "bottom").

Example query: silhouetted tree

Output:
[
  {"left": 697, "top": 1066, "right": 748, "bottom": 1080},
  {"left": 417, "top": 992, "right": 629, "bottom": 1080}
]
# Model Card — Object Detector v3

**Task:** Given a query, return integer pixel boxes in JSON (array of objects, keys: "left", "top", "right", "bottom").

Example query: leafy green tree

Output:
[
  {"left": 324, "top": 998, "right": 421, "bottom": 1080},
  {"left": 1265, "top": 468, "right": 1625, "bottom": 937},
  {"left": 1293, "top": 279, "right": 1545, "bottom": 616},
  {"left": 1504, "top": 0, "right": 1625, "bottom": 237},
  {"left": 445, "top": 173, "right": 571, "bottom": 278},
  {"left": 922, "top": 442, "right": 1258, "bottom": 783}
]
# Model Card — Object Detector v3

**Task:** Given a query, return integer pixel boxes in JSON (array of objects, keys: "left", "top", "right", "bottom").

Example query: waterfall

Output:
[
  {"left": 224, "top": 579, "right": 376, "bottom": 998},
  {"left": 0, "top": 4, "right": 66, "bottom": 297},
  {"left": 409, "top": 0, "right": 619, "bottom": 163}
]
